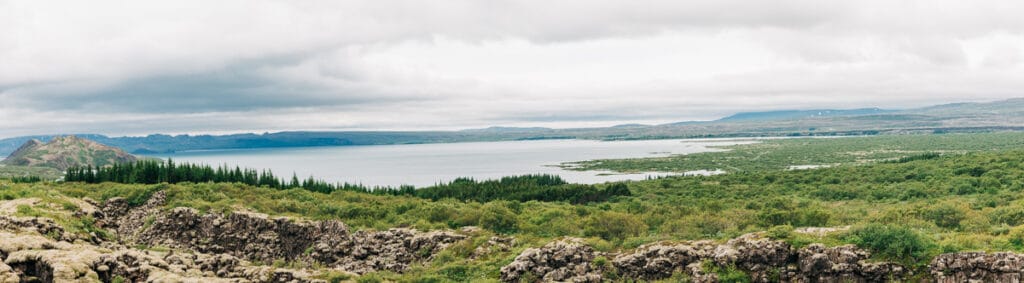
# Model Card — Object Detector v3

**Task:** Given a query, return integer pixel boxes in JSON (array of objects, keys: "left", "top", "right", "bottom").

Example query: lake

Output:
[{"left": 149, "top": 138, "right": 758, "bottom": 187}]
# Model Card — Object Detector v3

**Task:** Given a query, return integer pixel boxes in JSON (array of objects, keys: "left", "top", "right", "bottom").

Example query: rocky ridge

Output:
[
  {"left": 4, "top": 190, "right": 1024, "bottom": 282},
  {"left": 0, "top": 191, "right": 467, "bottom": 282},
  {"left": 499, "top": 234, "right": 1024, "bottom": 283}
]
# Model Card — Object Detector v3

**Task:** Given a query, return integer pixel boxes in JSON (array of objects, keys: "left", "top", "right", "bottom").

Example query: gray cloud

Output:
[{"left": 2, "top": 0, "right": 1024, "bottom": 138}]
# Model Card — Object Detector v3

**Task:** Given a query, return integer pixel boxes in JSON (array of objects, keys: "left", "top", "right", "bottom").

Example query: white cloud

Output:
[{"left": 2, "top": 0, "right": 1024, "bottom": 137}]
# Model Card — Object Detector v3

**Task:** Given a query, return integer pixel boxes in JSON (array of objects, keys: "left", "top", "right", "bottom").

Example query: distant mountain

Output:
[
  {"left": 911, "top": 98, "right": 1024, "bottom": 114},
  {"left": 717, "top": 108, "right": 894, "bottom": 122},
  {"left": 2, "top": 98, "right": 1023, "bottom": 156},
  {"left": 461, "top": 126, "right": 555, "bottom": 132},
  {"left": 610, "top": 124, "right": 650, "bottom": 128},
  {"left": 1, "top": 136, "right": 137, "bottom": 170}
]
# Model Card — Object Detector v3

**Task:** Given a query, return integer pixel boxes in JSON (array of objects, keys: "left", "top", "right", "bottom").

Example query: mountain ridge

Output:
[
  {"left": 716, "top": 108, "right": 894, "bottom": 122},
  {"left": 3, "top": 98, "right": 1023, "bottom": 156}
]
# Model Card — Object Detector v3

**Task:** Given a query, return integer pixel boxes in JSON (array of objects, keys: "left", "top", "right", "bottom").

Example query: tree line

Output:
[{"left": 64, "top": 160, "right": 629, "bottom": 203}]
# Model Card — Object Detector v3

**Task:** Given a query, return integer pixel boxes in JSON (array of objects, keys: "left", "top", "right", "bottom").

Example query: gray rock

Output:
[
  {"left": 131, "top": 205, "right": 465, "bottom": 274},
  {"left": 930, "top": 252, "right": 1024, "bottom": 283},
  {"left": 510, "top": 233, "right": 910, "bottom": 282},
  {"left": 500, "top": 238, "right": 604, "bottom": 283}
]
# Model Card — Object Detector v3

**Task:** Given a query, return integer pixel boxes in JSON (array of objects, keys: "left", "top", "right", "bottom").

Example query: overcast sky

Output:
[{"left": 2, "top": 1, "right": 1024, "bottom": 138}]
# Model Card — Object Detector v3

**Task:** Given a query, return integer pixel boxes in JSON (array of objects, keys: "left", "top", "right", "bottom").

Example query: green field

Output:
[
  {"left": 7, "top": 132, "right": 1024, "bottom": 281},
  {"left": 564, "top": 132, "right": 1024, "bottom": 173}
]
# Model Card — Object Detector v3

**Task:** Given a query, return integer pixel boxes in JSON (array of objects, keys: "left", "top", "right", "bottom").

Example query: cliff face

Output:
[
  {"left": 1, "top": 136, "right": 137, "bottom": 170},
  {"left": 0, "top": 190, "right": 1022, "bottom": 282}
]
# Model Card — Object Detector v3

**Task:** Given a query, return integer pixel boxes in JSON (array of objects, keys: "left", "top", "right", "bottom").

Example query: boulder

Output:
[
  {"left": 791, "top": 244, "right": 907, "bottom": 282},
  {"left": 930, "top": 252, "right": 1024, "bottom": 283},
  {"left": 714, "top": 233, "right": 793, "bottom": 282},
  {"left": 500, "top": 238, "right": 605, "bottom": 282},
  {"left": 612, "top": 240, "right": 716, "bottom": 280}
]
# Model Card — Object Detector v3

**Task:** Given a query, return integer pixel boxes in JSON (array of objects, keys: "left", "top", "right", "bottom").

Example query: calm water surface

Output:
[{"left": 149, "top": 138, "right": 757, "bottom": 187}]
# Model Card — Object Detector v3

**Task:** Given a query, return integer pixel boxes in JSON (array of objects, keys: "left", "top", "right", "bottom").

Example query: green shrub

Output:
[
  {"left": 592, "top": 256, "right": 609, "bottom": 269},
  {"left": 920, "top": 203, "right": 967, "bottom": 229},
  {"left": 766, "top": 225, "right": 794, "bottom": 239},
  {"left": 756, "top": 206, "right": 830, "bottom": 227},
  {"left": 842, "top": 224, "right": 934, "bottom": 262},
  {"left": 439, "top": 264, "right": 471, "bottom": 281},
  {"left": 702, "top": 260, "right": 751, "bottom": 283},
  {"left": 356, "top": 273, "right": 383, "bottom": 283},
  {"left": 478, "top": 202, "right": 519, "bottom": 234},
  {"left": 660, "top": 212, "right": 737, "bottom": 239},
  {"left": 583, "top": 211, "right": 647, "bottom": 241},
  {"left": 991, "top": 206, "right": 1024, "bottom": 226},
  {"left": 1008, "top": 226, "right": 1024, "bottom": 247}
]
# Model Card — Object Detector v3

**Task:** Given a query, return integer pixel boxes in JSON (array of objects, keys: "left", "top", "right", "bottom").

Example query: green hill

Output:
[{"left": 1, "top": 135, "right": 137, "bottom": 171}]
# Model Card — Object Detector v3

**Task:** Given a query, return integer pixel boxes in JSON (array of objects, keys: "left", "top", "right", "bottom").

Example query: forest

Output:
[{"left": 64, "top": 160, "right": 630, "bottom": 204}]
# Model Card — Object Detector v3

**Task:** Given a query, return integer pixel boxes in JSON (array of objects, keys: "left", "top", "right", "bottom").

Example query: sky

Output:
[{"left": 2, "top": 0, "right": 1024, "bottom": 138}]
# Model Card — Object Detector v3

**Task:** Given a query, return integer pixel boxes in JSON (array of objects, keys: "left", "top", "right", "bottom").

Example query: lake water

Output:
[{"left": 148, "top": 138, "right": 758, "bottom": 187}]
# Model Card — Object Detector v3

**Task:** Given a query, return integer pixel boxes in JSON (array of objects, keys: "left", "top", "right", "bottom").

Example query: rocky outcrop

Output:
[
  {"left": 714, "top": 233, "right": 793, "bottom": 282},
  {"left": 612, "top": 240, "right": 717, "bottom": 280},
  {"left": 0, "top": 190, "right": 472, "bottom": 282},
  {"left": 610, "top": 234, "right": 799, "bottom": 283},
  {"left": 0, "top": 215, "right": 71, "bottom": 242},
  {"left": 103, "top": 191, "right": 467, "bottom": 275},
  {"left": 506, "top": 234, "right": 910, "bottom": 283},
  {"left": 311, "top": 228, "right": 466, "bottom": 274},
  {"left": 93, "top": 249, "right": 322, "bottom": 283},
  {"left": 930, "top": 252, "right": 1024, "bottom": 283},
  {"left": 102, "top": 190, "right": 165, "bottom": 240},
  {"left": 500, "top": 238, "right": 606, "bottom": 283},
  {"left": 131, "top": 206, "right": 466, "bottom": 274},
  {"left": 792, "top": 244, "right": 907, "bottom": 282}
]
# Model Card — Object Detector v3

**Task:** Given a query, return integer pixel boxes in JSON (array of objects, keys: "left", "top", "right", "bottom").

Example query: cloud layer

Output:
[{"left": 3, "top": 0, "right": 1024, "bottom": 137}]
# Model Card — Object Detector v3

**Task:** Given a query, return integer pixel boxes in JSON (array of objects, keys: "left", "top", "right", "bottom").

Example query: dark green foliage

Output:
[
  {"left": 702, "top": 260, "right": 752, "bottom": 283},
  {"left": 9, "top": 176, "right": 42, "bottom": 183},
  {"left": 990, "top": 206, "right": 1024, "bottom": 226},
  {"left": 66, "top": 160, "right": 629, "bottom": 204},
  {"left": 842, "top": 224, "right": 934, "bottom": 262},
  {"left": 919, "top": 203, "right": 966, "bottom": 229},
  {"left": 886, "top": 152, "right": 942, "bottom": 163},
  {"left": 66, "top": 159, "right": 364, "bottom": 194},
  {"left": 407, "top": 175, "right": 629, "bottom": 204},
  {"left": 478, "top": 202, "right": 519, "bottom": 234}
]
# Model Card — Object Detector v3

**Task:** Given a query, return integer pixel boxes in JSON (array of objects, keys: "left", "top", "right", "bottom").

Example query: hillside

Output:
[
  {"left": 2, "top": 98, "right": 1024, "bottom": 156},
  {"left": 4, "top": 142, "right": 1024, "bottom": 281},
  {"left": 1, "top": 136, "right": 137, "bottom": 171},
  {"left": 716, "top": 108, "right": 893, "bottom": 121}
]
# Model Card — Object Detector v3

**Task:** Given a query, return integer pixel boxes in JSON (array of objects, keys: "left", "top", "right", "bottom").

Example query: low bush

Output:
[
  {"left": 583, "top": 211, "right": 647, "bottom": 241},
  {"left": 842, "top": 224, "right": 934, "bottom": 262}
]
